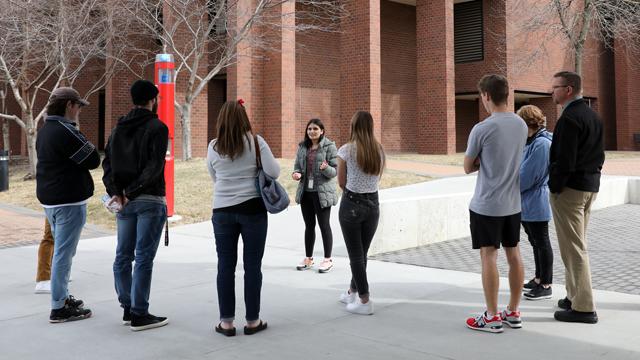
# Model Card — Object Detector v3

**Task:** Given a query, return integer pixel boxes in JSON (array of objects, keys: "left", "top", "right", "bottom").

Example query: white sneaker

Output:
[
  {"left": 35, "top": 280, "right": 51, "bottom": 294},
  {"left": 296, "top": 257, "right": 314, "bottom": 271},
  {"left": 346, "top": 297, "right": 374, "bottom": 315},
  {"left": 318, "top": 258, "right": 333, "bottom": 273},
  {"left": 339, "top": 290, "right": 357, "bottom": 304}
]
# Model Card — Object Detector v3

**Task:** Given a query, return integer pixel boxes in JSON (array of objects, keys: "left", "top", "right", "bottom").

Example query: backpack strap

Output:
[{"left": 253, "top": 134, "right": 263, "bottom": 169}]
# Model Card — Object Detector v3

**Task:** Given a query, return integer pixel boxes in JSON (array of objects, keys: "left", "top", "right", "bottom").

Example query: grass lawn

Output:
[
  {"left": 0, "top": 158, "right": 431, "bottom": 230},
  {"left": 387, "top": 151, "right": 640, "bottom": 166}
]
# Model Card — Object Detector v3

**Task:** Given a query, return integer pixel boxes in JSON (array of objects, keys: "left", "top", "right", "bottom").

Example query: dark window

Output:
[{"left": 454, "top": 0, "right": 483, "bottom": 63}]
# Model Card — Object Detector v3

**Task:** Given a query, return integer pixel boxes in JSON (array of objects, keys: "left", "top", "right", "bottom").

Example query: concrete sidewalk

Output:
[{"left": 1, "top": 205, "right": 639, "bottom": 360}]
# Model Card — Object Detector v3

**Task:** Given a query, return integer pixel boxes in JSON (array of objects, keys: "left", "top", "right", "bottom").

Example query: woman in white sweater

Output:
[{"left": 207, "top": 100, "right": 280, "bottom": 337}]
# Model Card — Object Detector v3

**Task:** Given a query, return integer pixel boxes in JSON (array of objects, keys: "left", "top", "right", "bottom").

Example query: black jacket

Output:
[
  {"left": 102, "top": 108, "right": 168, "bottom": 199},
  {"left": 548, "top": 99, "right": 605, "bottom": 193},
  {"left": 36, "top": 116, "right": 101, "bottom": 205}
]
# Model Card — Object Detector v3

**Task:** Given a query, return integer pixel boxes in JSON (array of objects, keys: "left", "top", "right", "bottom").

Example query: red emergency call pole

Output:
[{"left": 155, "top": 54, "right": 176, "bottom": 217}]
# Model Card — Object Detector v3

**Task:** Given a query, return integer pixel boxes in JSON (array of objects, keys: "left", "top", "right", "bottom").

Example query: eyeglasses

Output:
[{"left": 551, "top": 85, "right": 570, "bottom": 90}]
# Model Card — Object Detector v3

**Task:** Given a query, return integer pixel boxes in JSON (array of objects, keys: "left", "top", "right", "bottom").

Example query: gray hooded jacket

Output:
[{"left": 293, "top": 136, "right": 338, "bottom": 208}]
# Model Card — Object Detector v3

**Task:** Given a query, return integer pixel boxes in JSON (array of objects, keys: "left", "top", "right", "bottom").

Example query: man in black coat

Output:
[
  {"left": 548, "top": 71, "right": 604, "bottom": 324},
  {"left": 102, "top": 80, "right": 169, "bottom": 331},
  {"left": 37, "top": 87, "right": 99, "bottom": 323}
]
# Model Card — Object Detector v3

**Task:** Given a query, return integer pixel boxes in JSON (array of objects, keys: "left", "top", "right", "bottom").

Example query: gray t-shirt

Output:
[
  {"left": 465, "top": 112, "right": 527, "bottom": 216},
  {"left": 337, "top": 143, "right": 382, "bottom": 193}
]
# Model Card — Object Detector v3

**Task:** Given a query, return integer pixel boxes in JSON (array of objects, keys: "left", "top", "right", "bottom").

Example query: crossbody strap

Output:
[{"left": 253, "top": 134, "right": 263, "bottom": 169}]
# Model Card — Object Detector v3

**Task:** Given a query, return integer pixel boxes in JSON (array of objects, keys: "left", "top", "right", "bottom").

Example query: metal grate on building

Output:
[{"left": 454, "top": 0, "right": 483, "bottom": 63}]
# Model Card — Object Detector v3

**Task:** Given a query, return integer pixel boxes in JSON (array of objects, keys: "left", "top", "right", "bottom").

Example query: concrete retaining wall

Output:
[{"left": 369, "top": 175, "right": 640, "bottom": 255}]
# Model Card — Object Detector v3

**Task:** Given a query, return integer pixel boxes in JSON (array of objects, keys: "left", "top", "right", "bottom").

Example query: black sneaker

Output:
[
  {"left": 523, "top": 278, "right": 538, "bottom": 292},
  {"left": 557, "top": 297, "right": 572, "bottom": 310},
  {"left": 524, "top": 284, "right": 552, "bottom": 300},
  {"left": 554, "top": 309, "right": 598, "bottom": 324},
  {"left": 66, "top": 295, "right": 84, "bottom": 308},
  {"left": 49, "top": 305, "right": 92, "bottom": 323},
  {"left": 123, "top": 307, "right": 131, "bottom": 326},
  {"left": 130, "top": 313, "right": 169, "bottom": 331}
]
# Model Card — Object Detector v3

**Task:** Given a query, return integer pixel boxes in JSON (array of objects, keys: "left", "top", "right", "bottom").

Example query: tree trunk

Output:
[
  {"left": 574, "top": 46, "right": 583, "bottom": 76},
  {"left": 181, "top": 103, "right": 192, "bottom": 161},
  {"left": 2, "top": 120, "right": 9, "bottom": 155},
  {"left": 26, "top": 126, "right": 37, "bottom": 178}
]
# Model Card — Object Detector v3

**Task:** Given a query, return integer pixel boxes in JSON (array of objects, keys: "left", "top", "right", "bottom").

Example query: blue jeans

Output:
[
  {"left": 113, "top": 200, "right": 167, "bottom": 316},
  {"left": 44, "top": 204, "right": 87, "bottom": 310},
  {"left": 212, "top": 211, "right": 268, "bottom": 322}
]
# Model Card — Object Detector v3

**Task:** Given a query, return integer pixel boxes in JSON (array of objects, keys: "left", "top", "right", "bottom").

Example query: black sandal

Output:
[
  {"left": 215, "top": 323, "right": 236, "bottom": 337},
  {"left": 244, "top": 320, "right": 268, "bottom": 335}
]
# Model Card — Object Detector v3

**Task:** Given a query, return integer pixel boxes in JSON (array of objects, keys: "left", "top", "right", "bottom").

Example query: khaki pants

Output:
[
  {"left": 550, "top": 188, "right": 597, "bottom": 312},
  {"left": 36, "top": 218, "right": 54, "bottom": 282}
]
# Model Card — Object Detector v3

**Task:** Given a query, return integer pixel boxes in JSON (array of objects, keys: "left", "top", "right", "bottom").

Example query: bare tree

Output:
[
  {"left": 125, "top": 0, "right": 346, "bottom": 160},
  {"left": 505, "top": 0, "right": 640, "bottom": 75},
  {"left": 0, "top": 84, "right": 9, "bottom": 156},
  {"left": 0, "top": 0, "right": 145, "bottom": 177}
]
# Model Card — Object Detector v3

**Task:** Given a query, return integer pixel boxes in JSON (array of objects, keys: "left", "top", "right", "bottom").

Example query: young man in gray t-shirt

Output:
[{"left": 463, "top": 74, "right": 527, "bottom": 333}]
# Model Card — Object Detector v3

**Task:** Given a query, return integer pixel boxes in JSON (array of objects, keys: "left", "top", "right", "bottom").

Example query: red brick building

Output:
[{"left": 3, "top": 0, "right": 639, "bottom": 159}]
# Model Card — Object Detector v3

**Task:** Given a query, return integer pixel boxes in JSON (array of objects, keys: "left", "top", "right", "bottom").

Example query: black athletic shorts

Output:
[{"left": 470, "top": 210, "right": 521, "bottom": 249}]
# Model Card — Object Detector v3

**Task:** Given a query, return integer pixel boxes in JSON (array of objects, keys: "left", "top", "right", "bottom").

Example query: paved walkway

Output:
[
  {"left": 2, "top": 200, "right": 640, "bottom": 359},
  {"left": 373, "top": 204, "right": 640, "bottom": 295},
  {"left": 0, "top": 203, "right": 112, "bottom": 249}
]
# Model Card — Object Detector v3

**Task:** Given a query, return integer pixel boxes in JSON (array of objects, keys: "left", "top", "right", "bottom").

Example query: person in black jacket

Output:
[
  {"left": 102, "top": 80, "right": 169, "bottom": 331},
  {"left": 36, "top": 87, "right": 99, "bottom": 323},
  {"left": 548, "top": 71, "right": 604, "bottom": 324}
]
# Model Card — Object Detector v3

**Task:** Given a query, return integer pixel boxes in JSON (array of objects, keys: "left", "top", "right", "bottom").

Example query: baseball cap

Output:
[{"left": 49, "top": 87, "right": 90, "bottom": 106}]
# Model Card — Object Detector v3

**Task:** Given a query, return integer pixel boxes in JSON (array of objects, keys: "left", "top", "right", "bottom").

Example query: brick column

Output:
[
  {"left": 416, "top": 0, "right": 456, "bottom": 154},
  {"left": 262, "top": 1, "right": 296, "bottom": 158},
  {"left": 340, "top": 0, "right": 381, "bottom": 144},
  {"left": 227, "top": 0, "right": 262, "bottom": 129},
  {"left": 614, "top": 41, "right": 640, "bottom": 150}
]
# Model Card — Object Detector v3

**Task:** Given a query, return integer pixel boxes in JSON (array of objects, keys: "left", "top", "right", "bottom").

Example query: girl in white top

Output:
[{"left": 336, "top": 111, "right": 385, "bottom": 315}]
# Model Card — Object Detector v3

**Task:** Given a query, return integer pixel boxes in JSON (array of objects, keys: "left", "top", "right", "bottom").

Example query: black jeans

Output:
[
  {"left": 300, "top": 191, "right": 333, "bottom": 258},
  {"left": 339, "top": 190, "right": 380, "bottom": 297},
  {"left": 212, "top": 211, "right": 268, "bottom": 322},
  {"left": 522, "top": 221, "right": 553, "bottom": 284}
]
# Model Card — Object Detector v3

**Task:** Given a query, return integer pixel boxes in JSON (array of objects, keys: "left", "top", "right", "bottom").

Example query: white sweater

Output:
[{"left": 207, "top": 134, "right": 281, "bottom": 209}]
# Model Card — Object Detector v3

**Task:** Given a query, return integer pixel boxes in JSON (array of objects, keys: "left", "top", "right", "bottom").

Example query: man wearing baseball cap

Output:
[
  {"left": 36, "top": 87, "right": 100, "bottom": 323},
  {"left": 102, "top": 80, "right": 169, "bottom": 331}
]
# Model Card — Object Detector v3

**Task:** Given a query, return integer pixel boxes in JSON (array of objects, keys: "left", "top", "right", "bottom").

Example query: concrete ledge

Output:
[{"left": 370, "top": 175, "right": 640, "bottom": 255}]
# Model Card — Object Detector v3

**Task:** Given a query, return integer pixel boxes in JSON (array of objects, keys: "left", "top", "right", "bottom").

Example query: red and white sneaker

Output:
[
  {"left": 466, "top": 311, "right": 503, "bottom": 333},
  {"left": 500, "top": 308, "right": 522, "bottom": 329}
]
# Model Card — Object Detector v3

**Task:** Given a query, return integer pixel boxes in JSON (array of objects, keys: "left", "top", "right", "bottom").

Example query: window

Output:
[{"left": 454, "top": 0, "right": 483, "bottom": 63}]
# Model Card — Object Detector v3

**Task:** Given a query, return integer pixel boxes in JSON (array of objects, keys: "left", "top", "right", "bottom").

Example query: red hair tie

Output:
[{"left": 238, "top": 99, "right": 245, "bottom": 107}]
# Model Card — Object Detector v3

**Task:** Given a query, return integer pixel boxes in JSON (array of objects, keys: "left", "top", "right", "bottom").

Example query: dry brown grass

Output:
[
  {"left": 387, "top": 151, "right": 640, "bottom": 165},
  {"left": 604, "top": 151, "right": 640, "bottom": 160},
  {"left": 387, "top": 153, "right": 465, "bottom": 166},
  {"left": 0, "top": 158, "right": 431, "bottom": 229}
]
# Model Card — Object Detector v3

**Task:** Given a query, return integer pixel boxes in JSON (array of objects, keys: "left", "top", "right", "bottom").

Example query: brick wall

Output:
[
  {"left": 456, "top": 0, "right": 508, "bottom": 93},
  {"left": 529, "top": 97, "right": 560, "bottom": 131},
  {"left": 381, "top": 0, "right": 417, "bottom": 152},
  {"left": 416, "top": 0, "right": 456, "bottom": 154},
  {"left": 340, "top": 0, "right": 382, "bottom": 144},
  {"left": 261, "top": 2, "right": 296, "bottom": 158},
  {"left": 615, "top": 41, "right": 640, "bottom": 151},
  {"left": 296, "top": 14, "right": 341, "bottom": 147}
]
